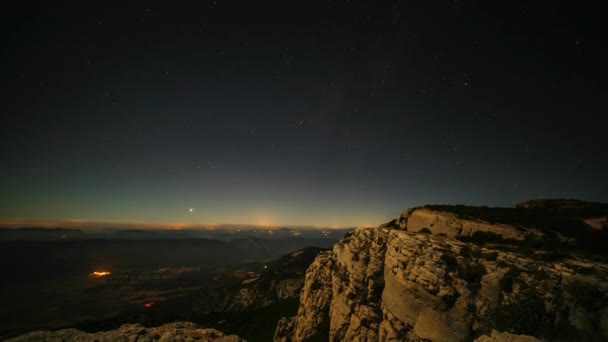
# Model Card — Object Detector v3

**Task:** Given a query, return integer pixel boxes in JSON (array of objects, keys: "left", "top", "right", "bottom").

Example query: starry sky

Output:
[{"left": 1, "top": 2, "right": 607, "bottom": 227}]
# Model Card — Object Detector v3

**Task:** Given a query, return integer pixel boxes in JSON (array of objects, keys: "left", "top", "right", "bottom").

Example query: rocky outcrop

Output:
[
  {"left": 276, "top": 204, "right": 608, "bottom": 341},
  {"left": 397, "top": 207, "right": 529, "bottom": 240},
  {"left": 275, "top": 251, "right": 333, "bottom": 342},
  {"left": 474, "top": 330, "right": 540, "bottom": 342},
  {"left": 8, "top": 322, "right": 244, "bottom": 342},
  {"left": 329, "top": 227, "right": 388, "bottom": 341}
]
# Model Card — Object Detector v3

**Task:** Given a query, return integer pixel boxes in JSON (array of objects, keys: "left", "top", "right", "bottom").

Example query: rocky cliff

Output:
[
  {"left": 275, "top": 201, "right": 608, "bottom": 341},
  {"left": 8, "top": 322, "right": 244, "bottom": 342}
]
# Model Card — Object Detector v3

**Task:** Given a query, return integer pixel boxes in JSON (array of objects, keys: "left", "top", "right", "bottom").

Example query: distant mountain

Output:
[
  {"left": 0, "top": 226, "right": 353, "bottom": 242},
  {"left": 0, "top": 227, "right": 84, "bottom": 241}
]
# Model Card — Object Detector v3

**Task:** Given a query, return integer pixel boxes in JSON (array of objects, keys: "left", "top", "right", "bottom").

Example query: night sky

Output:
[{"left": 1, "top": 2, "right": 607, "bottom": 227}]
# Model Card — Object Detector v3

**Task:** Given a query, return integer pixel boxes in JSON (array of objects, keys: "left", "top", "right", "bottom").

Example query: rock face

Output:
[
  {"left": 275, "top": 251, "right": 334, "bottom": 342},
  {"left": 8, "top": 322, "right": 244, "bottom": 342},
  {"left": 275, "top": 203, "right": 608, "bottom": 341}
]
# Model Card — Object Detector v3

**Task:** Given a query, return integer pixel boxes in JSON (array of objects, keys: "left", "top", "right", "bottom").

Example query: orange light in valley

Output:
[{"left": 91, "top": 271, "right": 111, "bottom": 277}]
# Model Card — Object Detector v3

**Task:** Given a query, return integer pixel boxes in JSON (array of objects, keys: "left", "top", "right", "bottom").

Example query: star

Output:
[{"left": 189, "top": 208, "right": 194, "bottom": 213}]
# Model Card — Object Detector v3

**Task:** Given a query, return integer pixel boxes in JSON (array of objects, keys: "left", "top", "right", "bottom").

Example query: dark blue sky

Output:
[{"left": 1, "top": 2, "right": 607, "bottom": 227}]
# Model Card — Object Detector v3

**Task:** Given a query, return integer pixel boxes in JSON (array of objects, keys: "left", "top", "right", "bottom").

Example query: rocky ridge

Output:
[
  {"left": 8, "top": 322, "right": 244, "bottom": 342},
  {"left": 275, "top": 201, "right": 608, "bottom": 341}
]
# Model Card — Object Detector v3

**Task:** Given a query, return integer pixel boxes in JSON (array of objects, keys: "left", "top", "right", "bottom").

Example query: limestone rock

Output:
[
  {"left": 275, "top": 251, "right": 333, "bottom": 342},
  {"left": 275, "top": 205, "right": 608, "bottom": 341},
  {"left": 474, "top": 330, "right": 540, "bottom": 342},
  {"left": 402, "top": 208, "right": 528, "bottom": 240},
  {"left": 8, "top": 322, "right": 244, "bottom": 342}
]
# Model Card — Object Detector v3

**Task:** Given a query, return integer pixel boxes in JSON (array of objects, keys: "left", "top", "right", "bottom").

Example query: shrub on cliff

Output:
[
  {"left": 456, "top": 231, "right": 519, "bottom": 245},
  {"left": 490, "top": 288, "right": 580, "bottom": 340},
  {"left": 419, "top": 227, "right": 432, "bottom": 234},
  {"left": 385, "top": 219, "right": 399, "bottom": 229}
]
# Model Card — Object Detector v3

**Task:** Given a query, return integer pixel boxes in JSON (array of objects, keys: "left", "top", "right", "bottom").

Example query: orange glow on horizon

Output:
[
  {"left": 0, "top": 217, "right": 363, "bottom": 230},
  {"left": 91, "top": 271, "right": 111, "bottom": 277}
]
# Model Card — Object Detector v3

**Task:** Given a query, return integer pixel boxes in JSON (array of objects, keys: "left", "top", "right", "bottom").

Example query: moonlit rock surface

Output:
[
  {"left": 275, "top": 206, "right": 608, "bottom": 341},
  {"left": 8, "top": 322, "right": 245, "bottom": 342},
  {"left": 399, "top": 207, "right": 529, "bottom": 240},
  {"left": 474, "top": 330, "right": 540, "bottom": 342}
]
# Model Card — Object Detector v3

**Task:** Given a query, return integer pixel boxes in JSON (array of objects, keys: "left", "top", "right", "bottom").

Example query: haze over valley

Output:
[{"left": 0, "top": 225, "right": 348, "bottom": 340}]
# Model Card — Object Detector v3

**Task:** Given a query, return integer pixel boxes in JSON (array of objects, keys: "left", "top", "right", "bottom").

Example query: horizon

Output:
[
  {"left": 0, "top": 217, "right": 357, "bottom": 230},
  {"left": 2, "top": 197, "right": 604, "bottom": 230}
]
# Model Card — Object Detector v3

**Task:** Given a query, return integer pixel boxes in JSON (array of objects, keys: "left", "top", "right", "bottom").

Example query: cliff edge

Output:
[{"left": 275, "top": 201, "right": 608, "bottom": 341}]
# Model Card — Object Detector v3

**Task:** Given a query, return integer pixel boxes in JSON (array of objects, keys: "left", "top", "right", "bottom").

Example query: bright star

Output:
[{"left": 189, "top": 208, "right": 194, "bottom": 212}]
